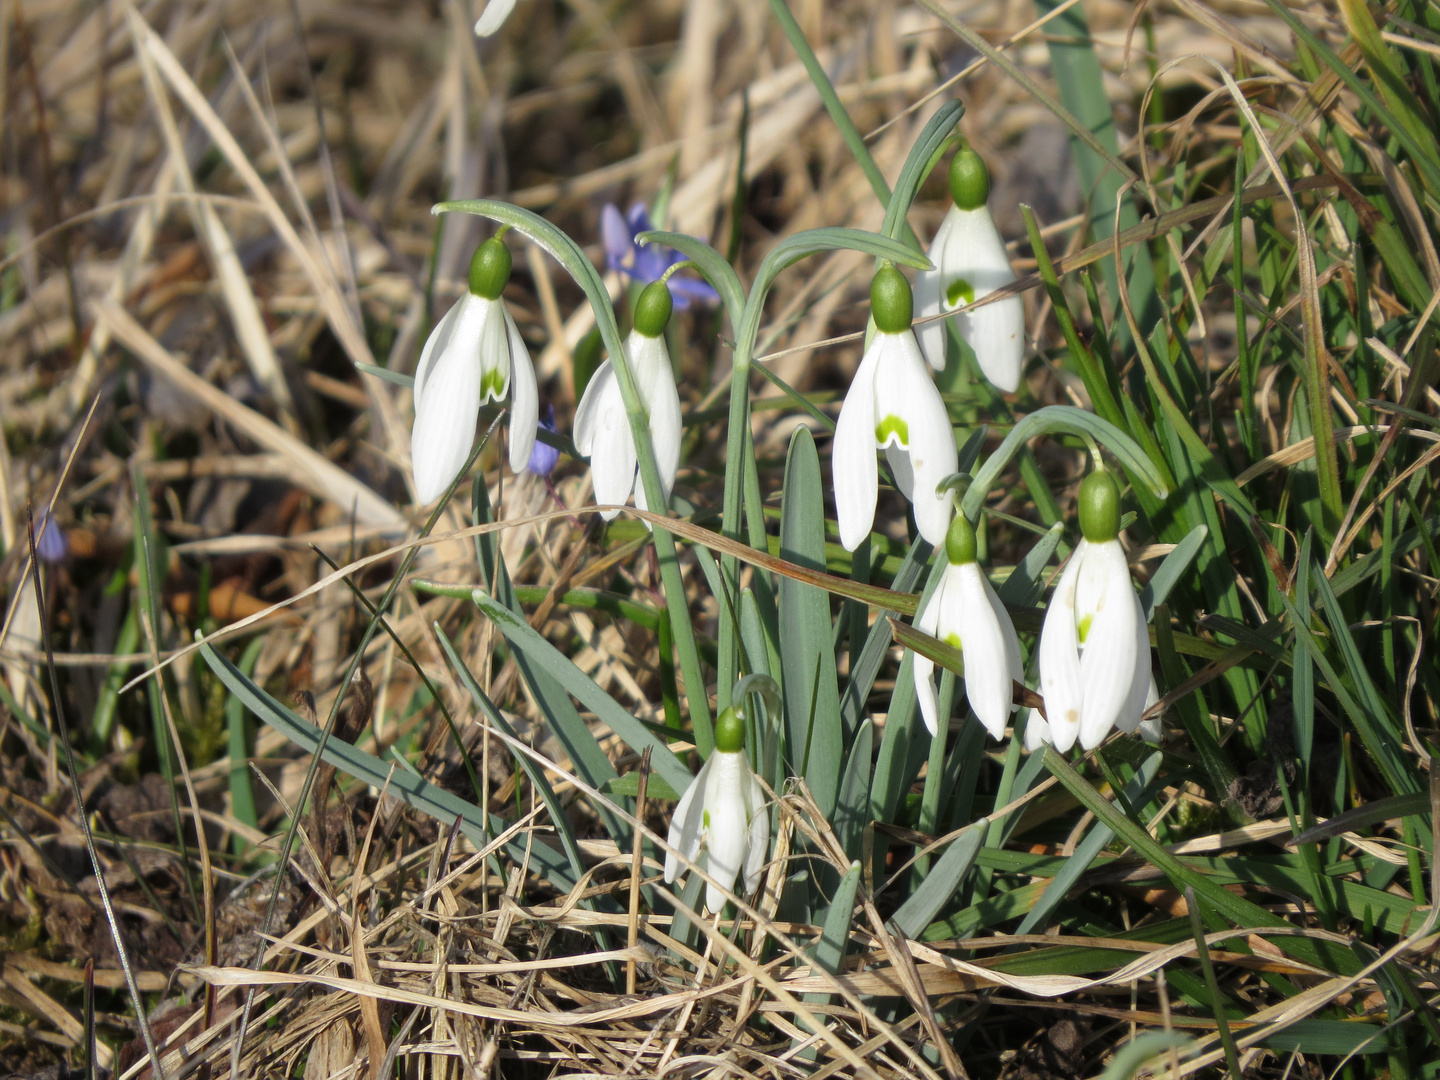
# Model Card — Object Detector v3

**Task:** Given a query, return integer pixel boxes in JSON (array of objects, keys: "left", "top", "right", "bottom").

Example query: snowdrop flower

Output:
[
  {"left": 912, "top": 513, "right": 1023, "bottom": 739},
  {"left": 1036, "top": 469, "right": 1152, "bottom": 751},
  {"left": 411, "top": 235, "right": 538, "bottom": 503},
  {"left": 474, "top": 0, "right": 521, "bottom": 36},
  {"left": 601, "top": 203, "right": 719, "bottom": 310},
  {"left": 573, "top": 280, "right": 681, "bottom": 519},
  {"left": 665, "top": 706, "right": 770, "bottom": 914},
  {"left": 913, "top": 148, "right": 1025, "bottom": 392},
  {"left": 833, "top": 265, "right": 958, "bottom": 551}
]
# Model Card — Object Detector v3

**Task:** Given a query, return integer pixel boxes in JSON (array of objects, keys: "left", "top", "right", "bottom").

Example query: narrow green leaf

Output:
[
  {"left": 1138, "top": 524, "right": 1208, "bottom": 620},
  {"left": 469, "top": 589, "right": 692, "bottom": 796},
  {"left": 835, "top": 720, "right": 874, "bottom": 860},
  {"left": 353, "top": 361, "right": 414, "bottom": 388},
  {"left": 225, "top": 637, "right": 264, "bottom": 853},
  {"left": 433, "top": 624, "right": 599, "bottom": 905},
  {"left": 1016, "top": 753, "right": 1163, "bottom": 934},
  {"left": 197, "top": 638, "right": 579, "bottom": 892},
  {"left": 890, "top": 822, "right": 987, "bottom": 938},
  {"left": 812, "top": 860, "right": 863, "bottom": 976},
  {"left": 779, "top": 427, "right": 843, "bottom": 819}
]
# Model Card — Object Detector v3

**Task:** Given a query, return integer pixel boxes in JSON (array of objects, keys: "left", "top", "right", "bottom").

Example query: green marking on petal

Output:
[
  {"left": 479, "top": 366, "right": 509, "bottom": 402},
  {"left": 1077, "top": 613, "right": 1093, "bottom": 644},
  {"left": 703, "top": 809, "right": 711, "bottom": 830},
  {"left": 944, "top": 632, "right": 962, "bottom": 650},
  {"left": 875, "top": 415, "right": 909, "bottom": 446},
  {"left": 946, "top": 277, "right": 975, "bottom": 307}
]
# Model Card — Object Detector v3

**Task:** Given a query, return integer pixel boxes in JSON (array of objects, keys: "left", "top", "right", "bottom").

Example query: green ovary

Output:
[
  {"left": 1077, "top": 613, "right": 1093, "bottom": 644},
  {"left": 875, "top": 415, "right": 909, "bottom": 446},
  {"left": 946, "top": 278, "right": 975, "bottom": 307},
  {"left": 480, "top": 366, "right": 508, "bottom": 402}
]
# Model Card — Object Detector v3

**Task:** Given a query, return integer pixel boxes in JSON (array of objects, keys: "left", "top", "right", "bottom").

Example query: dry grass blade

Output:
[{"left": 92, "top": 296, "right": 403, "bottom": 529}]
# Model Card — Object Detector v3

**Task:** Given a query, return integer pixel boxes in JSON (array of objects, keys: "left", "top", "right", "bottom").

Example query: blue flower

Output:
[
  {"left": 33, "top": 509, "right": 67, "bottom": 564},
  {"left": 601, "top": 203, "right": 719, "bottom": 310},
  {"left": 528, "top": 404, "right": 561, "bottom": 478}
]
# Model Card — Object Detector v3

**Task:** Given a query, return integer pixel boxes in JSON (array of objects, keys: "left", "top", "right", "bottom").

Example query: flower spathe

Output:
[
  {"left": 913, "top": 149, "right": 1025, "bottom": 392},
  {"left": 913, "top": 514, "right": 1023, "bottom": 739},
  {"left": 665, "top": 708, "right": 770, "bottom": 914},
  {"left": 573, "top": 281, "right": 681, "bottom": 519},
  {"left": 1035, "top": 471, "right": 1152, "bottom": 751},
  {"left": 833, "top": 266, "right": 958, "bottom": 551},
  {"left": 411, "top": 238, "right": 538, "bottom": 504}
]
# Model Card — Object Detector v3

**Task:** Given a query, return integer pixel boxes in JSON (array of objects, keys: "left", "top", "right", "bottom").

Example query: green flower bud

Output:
[
  {"left": 944, "top": 513, "right": 977, "bottom": 566},
  {"left": 870, "top": 264, "right": 913, "bottom": 334},
  {"left": 948, "top": 148, "right": 991, "bottom": 212},
  {"left": 468, "top": 236, "right": 512, "bottom": 300},
  {"left": 714, "top": 706, "right": 746, "bottom": 753},
  {"left": 1078, "top": 469, "right": 1121, "bottom": 543},
  {"left": 633, "top": 280, "right": 674, "bottom": 338}
]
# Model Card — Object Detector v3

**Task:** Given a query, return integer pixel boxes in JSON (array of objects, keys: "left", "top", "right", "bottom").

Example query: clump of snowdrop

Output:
[
  {"left": 1033, "top": 468, "right": 1153, "bottom": 751},
  {"left": 410, "top": 234, "right": 539, "bottom": 503},
  {"left": 573, "top": 279, "right": 682, "bottom": 518},
  {"left": 833, "top": 264, "right": 959, "bottom": 551},
  {"left": 912, "top": 512, "right": 1023, "bottom": 740},
  {"left": 913, "top": 147, "right": 1025, "bottom": 392},
  {"left": 665, "top": 706, "right": 770, "bottom": 914}
]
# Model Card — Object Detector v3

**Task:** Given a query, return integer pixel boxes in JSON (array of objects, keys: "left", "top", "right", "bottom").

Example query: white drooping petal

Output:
[
  {"left": 873, "top": 331, "right": 956, "bottom": 547},
  {"left": 1038, "top": 543, "right": 1085, "bottom": 751},
  {"left": 572, "top": 359, "right": 609, "bottom": 457},
  {"left": 911, "top": 570, "right": 948, "bottom": 737},
  {"left": 832, "top": 338, "right": 882, "bottom": 552},
  {"left": 504, "top": 309, "right": 539, "bottom": 474},
  {"left": 913, "top": 207, "right": 960, "bottom": 371},
  {"left": 574, "top": 361, "right": 636, "bottom": 518},
  {"left": 474, "top": 0, "right": 519, "bottom": 36},
  {"left": 665, "top": 753, "right": 712, "bottom": 884},
  {"left": 700, "top": 751, "right": 750, "bottom": 913},
  {"left": 937, "top": 206, "right": 1025, "bottom": 393},
  {"left": 1113, "top": 589, "right": 1153, "bottom": 735},
  {"left": 741, "top": 771, "right": 770, "bottom": 896},
  {"left": 1076, "top": 539, "right": 1140, "bottom": 750},
  {"left": 411, "top": 295, "right": 488, "bottom": 503},
  {"left": 955, "top": 562, "right": 1019, "bottom": 740},
  {"left": 631, "top": 333, "right": 682, "bottom": 513},
  {"left": 412, "top": 297, "right": 465, "bottom": 406},
  {"left": 1023, "top": 707, "right": 1051, "bottom": 752}
]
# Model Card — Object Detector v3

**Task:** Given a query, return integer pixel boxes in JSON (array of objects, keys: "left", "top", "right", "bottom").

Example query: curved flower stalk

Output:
[
  {"left": 601, "top": 203, "right": 719, "bottom": 310},
  {"left": 665, "top": 706, "right": 770, "bottom": 913},
  {"left": 411, "top": 236, "right": 538, "bottom": 503},
  {"left": 833, "top": 265, "right": 958, "bottom": 551},
  {"left": 914, "top": 148, "right": 1025, "bottom": 392},
  {"left": 912, "top": 514, "right": 1023, "bottom": 739},
  {"left": 574, "top": 280, "right": 681, "bottom": 518},
  {"left": 1035, "top": 469, "right": 1152, "bottom": 751}
]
